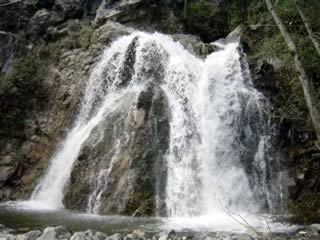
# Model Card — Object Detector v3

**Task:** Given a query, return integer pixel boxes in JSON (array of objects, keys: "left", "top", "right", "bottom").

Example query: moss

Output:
[
  {"left": 184, "top": 0, "right": 229, "bottom": 42},
  {"left": 126, "top": 191, "right": 154, "bottom": 216},
  {"left": 188, "top": 0, "right": 218, "bottom": 18},
  {"left": 288, "top": 193, "right": 320, "bottom": 224},
  {"left": 23, "top": 159, "right": 49, "bottom": 195}
]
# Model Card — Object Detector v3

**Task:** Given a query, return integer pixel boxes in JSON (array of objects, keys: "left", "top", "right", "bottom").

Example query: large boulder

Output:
[
  {"left": 27, "top": 9, "right": 62, "bottom": 37},
  {"left": 63, "top": 82, "right": 170, "bottom": 216},
  {"left": 37, "top": 226, "right": 71, "bottom": 240}
]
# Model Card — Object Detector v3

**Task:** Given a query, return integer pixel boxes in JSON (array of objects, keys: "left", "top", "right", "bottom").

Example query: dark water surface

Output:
[
  {"left": 0, "top": 202, "right": 296, "bottom": 235},
  {"left": 0, "top": 202, "right": 163, "bottom": 234}
]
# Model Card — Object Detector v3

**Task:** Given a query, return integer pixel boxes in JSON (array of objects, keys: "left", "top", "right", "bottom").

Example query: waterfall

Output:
[{"left": 31, "top": 31, "right": 284, "bottom": 216}]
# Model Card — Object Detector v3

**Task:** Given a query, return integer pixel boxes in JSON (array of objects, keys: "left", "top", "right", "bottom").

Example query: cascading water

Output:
[{"left": 30, "top": 31, "right": 284, "bottom": 218}]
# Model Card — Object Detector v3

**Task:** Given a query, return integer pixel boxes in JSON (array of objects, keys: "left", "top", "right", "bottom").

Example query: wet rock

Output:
[
  {"left": 132, "top": 229, "right": 145, "bottom": 239},
  {"left": 71, "top": 229, "right": 108, "bottom": 240},
  {"left": 0, "top": 0, "right": 38, "bottom": 32},
  {"left": 126, "top": 233, "right": 143, "bottom": 240},
  {"left": 64, "top": 82, "right": 170, "bottom": 215},
  {"left": 157, "top": 231, "right": 176, "bottom": 240},
  {"left": 106, "top": 233, "right": 123, "bottom": 240},
  {"left": 309, "top": 224, "right": 320, "bottom": 237},
  {"left": 37, "top": 226, "right": 71, "bottom": 240},
  {"left": 225, "top": 25, "right": 242, "bottom": 43},
  {"left": 54, "top": 0, "right": 86, "bottom": 20},
  {"left": 47, "top": 19, "right": 82, "bottom": 39},
  {"left": 27, "top": 9, "right": 62, "bottom": 37},
  {"left": 91, "top": 21, "right": 134, "bottom": 45},
  {"left": 0, "top": 166, "right": 16, "bottom": 187},
  {"left": 94, "top": 0, "right": 144, "bottom": 26},
  {"left": 95, "top": 232, "right": 108, "bottom": 240},
  {"left": 85, "top": 0, "right": 103, "bottom": 17},
  {"left": 0, "top": 31, "right": 16, "bottom": 73},
  {"left": 0, "top": 224, "right": 14, "bottom": 234},
  {"left": 16, "top": 230, "right": 42, "bottom": 240},
  {"left": 172, "top": 34, "right": 203, "bottom": 56},
  {"left": 24, "top": 230, "right": 42, "bottom": 240},
  {"left": 172, "top": 34, "right": 217, "bottom": 57}
]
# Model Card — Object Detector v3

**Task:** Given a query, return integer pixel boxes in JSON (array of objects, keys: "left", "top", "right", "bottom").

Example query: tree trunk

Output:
[
  {"left": 264, "top": 0, "right": 320, "bottom": 146},
  {"left": 183, "top": 0, "right": 188, "bottom": 19},
  {"left": 293, "top": 0, "right": 320, "bottom": 57}
]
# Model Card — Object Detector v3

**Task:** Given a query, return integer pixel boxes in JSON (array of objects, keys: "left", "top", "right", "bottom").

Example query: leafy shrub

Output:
[{"left": 0, "top": 49, "right": 48, "bottom": 137}]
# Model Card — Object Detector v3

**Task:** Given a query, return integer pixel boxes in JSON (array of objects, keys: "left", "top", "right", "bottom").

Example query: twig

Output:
[
  {"left": 0, "top": 0, "right": 23, "bottom": 7},
  {"left": 218, "top": 199, "right": 260, "bottom": 236}
]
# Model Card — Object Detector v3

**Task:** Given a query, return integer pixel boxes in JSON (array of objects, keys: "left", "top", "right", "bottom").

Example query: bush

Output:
[
  {"left": 186, "top": 0, "right": 228, "bottom": 42},
  {"left": 0, "top": 49, "right": 48, "bottom": 137}
]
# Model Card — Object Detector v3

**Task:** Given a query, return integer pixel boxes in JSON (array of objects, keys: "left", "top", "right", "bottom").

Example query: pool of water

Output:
[{"left": 0, "top": 201, "right": 296, "bottom": 235}]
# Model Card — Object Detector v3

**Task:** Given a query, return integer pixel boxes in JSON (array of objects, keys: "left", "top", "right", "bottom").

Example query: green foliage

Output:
[
  {"left": 289, "top": 193, "right": 320, "bottom": 224},
  {"left": 288, "top": 153, "right": 320, "bottom": 224},
  {"left": 189, "top": 0, "right": 218, "bottom": 18},
  {"left": 126, "top": 191, "right": 153, "bottom": 216},
  {"left": 0, "top": 49, "right": 48, "bottom": 137},
  {"left": 186, "top": 0, "right": 228, "bottom": 42}
]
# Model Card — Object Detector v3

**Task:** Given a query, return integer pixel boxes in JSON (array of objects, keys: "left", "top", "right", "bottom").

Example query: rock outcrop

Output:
[{"left": 64, "top": 78, "right": 170, "bottom": 216}]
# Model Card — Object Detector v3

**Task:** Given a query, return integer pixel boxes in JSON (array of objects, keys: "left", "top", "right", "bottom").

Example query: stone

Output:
[
  {"left": 95, "top": 232, "right": 108, "bottom": 240},
  {"left": 310, "top": 224, "right": 320, "bottom": 230},
  {"left": 298, "top": 231, "right": 307, "bottom": 235},
  {"left": 0, "top": 155, "right": 15, "bottom": 166},
  {"left": 37, "top": 226, "right": 71, "bottom": 240},
  {"left": 132, "top": 230, "right": 144, "bottom": 239},
  {"left": 91, "top": 21, "right": 134, "bottom": 46},
  {"left": 0, "top": 31, "right": 16, "bottom": 73},
  {"left": 225, "top": 25, "right": 242, "bottom": 43},
  {"left": 47, "top": 20, "right": 82, "bottom": 39},
  {"left": 0, "top": 233, "right": 15, "bottom": 240},
  {"left": 71, "top": 230, "right": 107, "bottom": 240},
  {"left": 106, "top": 233, "right": 122, "bottom": 240},
  {"left": 54, "top": 0, "right": 86, "bottom": 20},
  {"left": 25, "top": 230, "right": 42, "bottom": 240},
  {"left": 172, "top": 34, "right": 203, "bottom": 56},
  {"left": 27, "top": 9, "right": 62, "bottom": 37},
  {"left": 71, "top": 230, "right": 93, "bottom": 240},
  {"left": 126, "top": 233, "right": 143, "bottom": 240},
  {"left": 63, "top": 80, "right": 170, "bottom": 216},
  {"left": 0, "top": 166, "right": 16, "bottom": 187},
  {"left": 0, "top": 225, "right": 13, "bottom": 234},
  {"left": 94, "top": 0, "right": 144, "bottom": 26}
]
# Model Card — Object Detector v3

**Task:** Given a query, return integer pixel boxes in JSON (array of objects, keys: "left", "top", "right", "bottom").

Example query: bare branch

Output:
[
  {"left": 293, "top": 0, "right": 320, "bottom": 57},
  {"left": 0, "top": 0, "right": 23, "bottom": 7}
]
